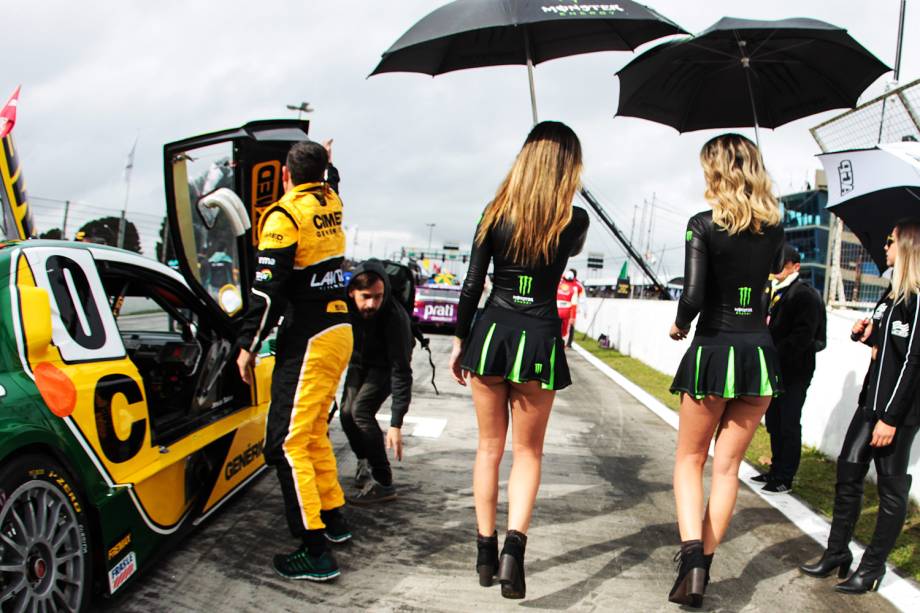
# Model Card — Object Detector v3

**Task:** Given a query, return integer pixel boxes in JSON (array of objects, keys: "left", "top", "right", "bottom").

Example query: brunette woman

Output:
[
  {"left": 800, "top": 221, "right": 920, "bottom": 593},
  {"left": 448, "top": 121, "right": 588, "bottom": 600},
  {"left": 668, "top": 134, "right": 784, "bottom": 607}
]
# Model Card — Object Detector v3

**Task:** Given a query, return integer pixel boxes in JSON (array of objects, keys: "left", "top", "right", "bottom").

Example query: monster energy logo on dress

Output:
[
  {"left": 514, "top": 275, "right": 535, "bottom": 305},
  {"left": 735, "top": 286, "right": 753, "bottom": 316}
]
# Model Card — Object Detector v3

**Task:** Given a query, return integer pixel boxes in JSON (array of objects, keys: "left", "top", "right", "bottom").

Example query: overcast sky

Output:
[{"left": 3, "top": 0, "right": 917, "bottom": 280}]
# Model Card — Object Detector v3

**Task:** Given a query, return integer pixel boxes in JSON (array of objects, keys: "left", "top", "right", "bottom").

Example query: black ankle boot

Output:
[
  {"left": 800, "top": 460, "right": 867, "bottom": 578},
  {"left": 836, "top": 474, "right": 912, "bottom": 595},
  {"left": 669, "top": 540, "right": 706, "bottom": 608},
  {"left": 703, "top": 553, "right": 714, "bottom": 586},
  {"left": 498, "top": 530, "right": 527, "bottom": 599},
  {"left": 476, "top": 531, "right": 499, "bottom": 587}
]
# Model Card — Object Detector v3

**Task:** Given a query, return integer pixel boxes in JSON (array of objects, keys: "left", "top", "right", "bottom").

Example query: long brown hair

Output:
[
  {"left": 700, "top": 133, "right": 780, "bottom": 234},
  {"left": 890, "top": 220, "right": 920, "bottom": 303},
  {"left": 476, "top": 121, "right": 583, "bottom": 267}
]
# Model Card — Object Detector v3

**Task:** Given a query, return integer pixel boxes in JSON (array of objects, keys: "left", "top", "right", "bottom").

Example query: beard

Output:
[{"left": 360, "top": 307, "right": 379, "bottom": 319}]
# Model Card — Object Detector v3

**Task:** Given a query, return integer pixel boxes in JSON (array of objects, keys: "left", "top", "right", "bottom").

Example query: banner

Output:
[{"left": 0, "top": 86, "right": 35, "bottom": 240}]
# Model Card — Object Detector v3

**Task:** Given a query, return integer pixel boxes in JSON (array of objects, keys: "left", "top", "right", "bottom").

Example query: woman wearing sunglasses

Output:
[{"left": 800, "top": 221, "right": 920, "bottom": 593}]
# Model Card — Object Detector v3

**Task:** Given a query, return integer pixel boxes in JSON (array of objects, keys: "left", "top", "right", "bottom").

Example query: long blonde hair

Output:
[
  {"left": 890, "top": 220, "right": 920, "bottom": 303},
  {"left": 476, "top": 121, "right": 583, "bottom": 267},
  {"left": 700, "top": 133, "right": 780, "bottom": 234}
]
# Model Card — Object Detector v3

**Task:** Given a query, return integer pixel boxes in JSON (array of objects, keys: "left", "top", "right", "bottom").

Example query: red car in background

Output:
[{"left": 413, "top": 284, "right": 461, "bottom": 332}]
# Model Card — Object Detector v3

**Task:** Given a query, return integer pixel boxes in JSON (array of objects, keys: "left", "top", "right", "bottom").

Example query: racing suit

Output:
[
  {"left": 238, "top": 180, "right": 352, "bottom": 538},
  {"left": 556, "top": 278, "right": 584, "bottom": 344}
]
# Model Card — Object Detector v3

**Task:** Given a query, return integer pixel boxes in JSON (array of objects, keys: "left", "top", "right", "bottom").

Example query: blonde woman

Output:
[
  {"left": 448, "top": 121, "right": 588, "bottom": 600},
  {"left": 667, "top": 133, "right": 784, "bottom": 607},
  {"left": 801, "top": 220, "right": 920, "bottom": 593}
]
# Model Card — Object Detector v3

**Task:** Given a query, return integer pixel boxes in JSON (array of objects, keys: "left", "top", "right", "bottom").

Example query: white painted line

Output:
[
  {"left": 572, "top": 342, "right": 920, "bottom": 613},
  {"left": 376, "top": 414, "right": 447, "bottom": 439}
]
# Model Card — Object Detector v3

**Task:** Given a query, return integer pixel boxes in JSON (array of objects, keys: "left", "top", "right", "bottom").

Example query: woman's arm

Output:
[
  {"left": 455, "top": 222, "right": 492, "bottom": 340},
  {"left": 674, "top": 216, "right": 708, "bottom": 331},
  {"left": 880, "top": 295, "right": 920, "bottom": 427}
]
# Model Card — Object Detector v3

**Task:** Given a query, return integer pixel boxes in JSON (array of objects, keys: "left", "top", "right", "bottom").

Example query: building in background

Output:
[{"left": 780, "top": 170, "right": 887, "bottom": 304}]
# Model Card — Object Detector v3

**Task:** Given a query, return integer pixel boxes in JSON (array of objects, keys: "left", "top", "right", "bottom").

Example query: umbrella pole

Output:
[
  {"left": 524, "top": 26, "right": 539, "bottom": 125},
  {"left": 742, "top": 64, "right": 761, "bottom": 148}
]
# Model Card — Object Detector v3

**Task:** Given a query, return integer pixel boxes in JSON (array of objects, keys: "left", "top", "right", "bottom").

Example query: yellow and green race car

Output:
[{"left": 0, "top": 120, "right": 311, "bottom": 611}]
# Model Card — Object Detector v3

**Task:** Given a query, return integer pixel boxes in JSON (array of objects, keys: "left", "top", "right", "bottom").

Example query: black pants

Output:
[
  {"left": 764, "top": 376, "right": 811, "bottom": 484},
  {"left": 839, "top": 409, "right": 919, "bottom": 476},
  {"left": 340, "top": 366, "right": 393, "bottom": 486}
]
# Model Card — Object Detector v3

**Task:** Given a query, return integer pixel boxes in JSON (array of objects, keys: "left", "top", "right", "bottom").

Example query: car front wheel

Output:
[{"left": 0, "top": 454, "right": 92, "bottom": 613}]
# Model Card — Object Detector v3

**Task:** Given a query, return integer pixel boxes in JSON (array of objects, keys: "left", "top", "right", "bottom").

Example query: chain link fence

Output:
[{"left": 811, "top": 79, "right": 920, "bottom": 309}]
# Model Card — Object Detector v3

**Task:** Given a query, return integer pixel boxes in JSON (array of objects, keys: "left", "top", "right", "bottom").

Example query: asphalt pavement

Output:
[{"left": 98, "top": 335, "right": 898, "bottom": 613}]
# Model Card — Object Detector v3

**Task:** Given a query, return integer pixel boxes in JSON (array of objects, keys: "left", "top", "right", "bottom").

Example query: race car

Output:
[
  {"left": 0, "top": 120, "right": 312, "bottom": 611},
  {"left": 413, "top": 283, "right": 460, "bottom": 332}
]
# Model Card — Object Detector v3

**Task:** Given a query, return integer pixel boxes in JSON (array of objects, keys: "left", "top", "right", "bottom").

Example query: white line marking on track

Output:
[
  {"left": 376, "top": 414, "right": 447, "bottom": 439},
  {"left": 572, "top": 342, "right": 920, "bottom": 613}
]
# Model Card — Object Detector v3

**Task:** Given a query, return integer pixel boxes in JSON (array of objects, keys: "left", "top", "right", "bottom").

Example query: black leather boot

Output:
[
  {"left": 498, "top": 530, "right": 527, "bottom": 599},
  {"left": 836, "top": 474, "right": 911, "bottom": 594},
  {"left": 669, "top": 540, "right": 706, "bottom": 608},
  {"left": 476, "top": 531, "right": 499, "bottom": 587},
  {"left": 703, "top": 553, "right": 714, "bottom": 586},
  {"left": 800, "top": 460, "right": 868, "bottom": 578}
]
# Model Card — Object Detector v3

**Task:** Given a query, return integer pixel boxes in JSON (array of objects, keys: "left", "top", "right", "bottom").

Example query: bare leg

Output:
[
  {"left": 674, "top": 394, "right": 726, "bottom": 542},
  {"left": 471, "top": 375, "right": 510, "bottom": 536},
  {"left": 702, "top": 396, "right": 770, "bottom": 554},
  {"left": 506, "top": 380, "right": 556, "bottom": 533}
]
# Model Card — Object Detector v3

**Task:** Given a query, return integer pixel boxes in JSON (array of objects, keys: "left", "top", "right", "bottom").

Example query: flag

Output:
[
  {"left": 618, "top": 260, "right": 629, "bottom": 280},
  {"left": 0, "top": 85, "right": 21, "bottom": 139},
  {"left": 124, "top": 136, "right": 138, "bottom": 180}
]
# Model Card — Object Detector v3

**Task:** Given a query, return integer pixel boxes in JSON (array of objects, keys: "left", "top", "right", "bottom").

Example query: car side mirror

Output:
[{"left": 19, "top": 286, "right": 53, "bottom": 353}]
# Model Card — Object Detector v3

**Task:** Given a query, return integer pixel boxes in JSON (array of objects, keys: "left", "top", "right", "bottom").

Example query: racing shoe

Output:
[
  {"left": 354, "top": 458, "right": 371, "bottom": 489},
  {"left": 348, "top": 480, "right": 397, "bottom": 506},
  {"left": 321, "top": 508, "right": 352, "bottom": 544},
  {"left": 273, "top": 546, "right": 340, "bottom": 582}
]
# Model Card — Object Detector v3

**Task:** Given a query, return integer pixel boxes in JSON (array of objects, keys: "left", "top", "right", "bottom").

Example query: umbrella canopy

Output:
[
  {"left": 819, "top": 142, "right": 920, "bottom": 271},
  {"left": 371, "top": 0, "right": 685, "bottom": 76},
  {"left": 616, "top": 17, "right": 890, "bottom": 137}
]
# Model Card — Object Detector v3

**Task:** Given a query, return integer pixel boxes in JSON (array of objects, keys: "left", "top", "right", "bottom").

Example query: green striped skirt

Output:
[
  {"left": 670, "top": 329, "right": 784, "bottom": 399},
  {"left": 460, "top": 306, "right": 571, "bottom": 391}
]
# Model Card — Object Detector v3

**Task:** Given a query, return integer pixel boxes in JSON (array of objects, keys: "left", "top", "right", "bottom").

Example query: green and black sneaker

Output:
[{"left": 272, "top": 546, "right": 340, "bottom": 582}]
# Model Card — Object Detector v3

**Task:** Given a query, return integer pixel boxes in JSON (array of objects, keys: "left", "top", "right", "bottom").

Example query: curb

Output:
[{"left": 572, "top": 342, "right": 920, "bottom": 613}]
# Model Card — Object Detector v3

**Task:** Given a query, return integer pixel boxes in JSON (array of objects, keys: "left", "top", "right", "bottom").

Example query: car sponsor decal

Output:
[
  {"left": 107, "top": 532, "right": 132, "bottom": 561},
  {"left": 108, "top": 551, "right": 137, "bottom": 593},
  {"left": 225, "top": 439, "right": 264, "bottom": 480},
  {"left": 422, "top": 303, "right": 454, "bottom": 320}
]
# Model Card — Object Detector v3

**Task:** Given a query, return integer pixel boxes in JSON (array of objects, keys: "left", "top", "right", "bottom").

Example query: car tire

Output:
[{"left": 0, "top": 453, "right": 93, "bottom": 613}]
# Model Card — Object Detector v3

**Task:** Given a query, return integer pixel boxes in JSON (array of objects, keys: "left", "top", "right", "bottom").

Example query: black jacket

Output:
[
  {"left": 347, "top": 259, "right": 413, "bottom": 427},
  {"left": 768, "top": 276, "right": 824, "bottom": 382},
  {"left": 860, "top": 293, "right": 920, "bottom": 427},
  {"left": 676, "top": 211, "right": 785, "bottom": 332},
  {"left": 457, "top": 206, "right": 589, "bottom": 338}
]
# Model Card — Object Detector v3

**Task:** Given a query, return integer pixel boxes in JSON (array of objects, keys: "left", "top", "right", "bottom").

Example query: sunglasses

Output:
[{"left": 885, "top": 235, "right": 895, "bottom": 248}]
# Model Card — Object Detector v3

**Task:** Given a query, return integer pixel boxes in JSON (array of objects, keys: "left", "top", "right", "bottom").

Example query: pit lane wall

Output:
[{"left": 576, "top": 297, "right": 920, "bottom": 503}]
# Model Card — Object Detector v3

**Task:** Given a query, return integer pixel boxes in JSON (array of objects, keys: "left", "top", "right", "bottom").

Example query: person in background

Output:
[
  {"left": 667, "top": 134, "right": 784, "bottom": 608},
  {"left": 753, "top": 244, "right": 825, "bottom": 494},
  {"left": 340, "top": 259, "right": 414, "bottom": 505},
  {"left": 800, "top": 221, "right": 920, "bottom": 594},
  {"left": 557, "top": 268, "right": 585, "bottom": 348},
  {"left": 449, "top": 121, "right": 588, "bottom": 600}
]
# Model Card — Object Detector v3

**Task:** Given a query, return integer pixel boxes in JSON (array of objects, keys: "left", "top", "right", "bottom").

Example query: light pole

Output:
[
  {"left": 285, "top": 102, "right": 314, "bottom": 120},
  {"left": 425, "top": 223, "right": 436, "bottom": 251}
]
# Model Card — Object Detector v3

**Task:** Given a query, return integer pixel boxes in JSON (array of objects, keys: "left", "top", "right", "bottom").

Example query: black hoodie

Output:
[{"left": 346, "top": 259, "right": 413, "bottom": 427}]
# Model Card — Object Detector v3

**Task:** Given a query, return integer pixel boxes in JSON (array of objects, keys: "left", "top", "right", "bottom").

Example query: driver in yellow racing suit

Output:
[{"left": 236, "top": 140, "right": 352, "bottom": 582}]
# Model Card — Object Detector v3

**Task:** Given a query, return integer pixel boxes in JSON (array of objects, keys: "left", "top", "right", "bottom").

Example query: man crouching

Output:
[{"left": 341, "top": 259, "right": 414, "bottom": 504}]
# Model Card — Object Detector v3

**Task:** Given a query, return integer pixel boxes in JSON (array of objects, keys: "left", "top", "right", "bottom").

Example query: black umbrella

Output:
[
  {"left": 615, "top": 17, "right": 890, "bottom": 144},
  {"left": 371, "top": 0, "right": 685, "bottom": 123}
]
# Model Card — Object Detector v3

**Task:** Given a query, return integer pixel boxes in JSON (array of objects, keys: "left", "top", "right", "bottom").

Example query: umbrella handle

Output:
[{"left": 524, "top": 26, "right": 539, "bottom": 126}]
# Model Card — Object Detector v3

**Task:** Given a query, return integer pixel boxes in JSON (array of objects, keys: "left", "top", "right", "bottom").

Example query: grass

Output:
[{"left": 576, "top": 332, "right": 920, "bottom": 582}]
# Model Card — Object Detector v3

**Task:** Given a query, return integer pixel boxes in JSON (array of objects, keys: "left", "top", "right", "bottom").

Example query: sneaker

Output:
[
  {"left": 761, "top": 481, "right": 792, "bottom": 495},
  {"left": 347, "top": 480, "right": 397, "bottom": 506},
  {"left": 321, "top": 509, "right": 352, "bottom": 544},
  {"left": 272, "top": 546, "right": 340, "bottom": 581},
  {"left": 354, "top": 458, "right": 371, "bottom": 489},
  {"left": 750, "top": 473, "right": 771, "bottom": 483}
]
